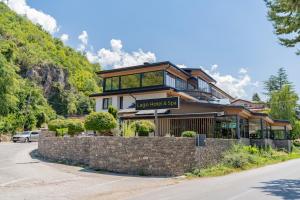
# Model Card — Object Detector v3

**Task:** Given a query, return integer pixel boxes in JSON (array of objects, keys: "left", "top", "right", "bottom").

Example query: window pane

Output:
[
  {"left": 121, "top": 74, "right": 141, "bottom": 89},
  {"left": 104, "top": 78, "right": 112, "bottom": 91},
  {"left": 142, "top": 71, "right": 163, "bottom": 87},
  {"left": 166, "top": 73, "right": 176, "bottom": 88},
  {"left": 112, "top": 77, "right": 119, "bottom": 90}
]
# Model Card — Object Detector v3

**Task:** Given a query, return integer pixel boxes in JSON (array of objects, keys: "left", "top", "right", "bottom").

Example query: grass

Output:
[{"left": 186, "top": 144, "right": 300, "bottom": 178}]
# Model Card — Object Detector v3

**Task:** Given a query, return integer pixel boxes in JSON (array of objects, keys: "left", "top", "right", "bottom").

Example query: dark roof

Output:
[
  {"left": 182, "top": 68, "right": 216, "bottom": 83},
  {"left": 89, "top": 86, "right": 174, "bottom": 97},
  {"left": 96, "top": 61, "right": 192, "bottom": 78}
]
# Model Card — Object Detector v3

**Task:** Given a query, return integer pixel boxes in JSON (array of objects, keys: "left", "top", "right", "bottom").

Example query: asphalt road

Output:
[
  {"left": 0, "top": 142, "right": 177, "bottom": 200},
  {"left": 0, "top": 143, "right": 299, "bottom": 200}
]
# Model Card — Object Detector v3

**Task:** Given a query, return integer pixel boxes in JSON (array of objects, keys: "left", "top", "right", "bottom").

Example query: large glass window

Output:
[
  {"left": 120, "top": 74, "right": 141, "bottom": 89},
  {"left": 198, "top": 78, "right": 211, "bottom": 93},
  {"left": 166, "top": 73, "right": 176, "bottom": 88},
  {"left": 249, "top": 119, "right": 263, "bottom": 139},
  {"left": 104, "top": 77, "right": 119, "bottom": 91},
  {"left": 111, "top": 77, "right": 119, "bottom": 90},
  {"left": 142, "top": 71, "right": 164, "bottom": 87},
  {"left": 175, "top": 78, "right": 187, "bottom": 90},
  {"left": 215, "top": 116, "right": 237, "bottom": 139},
  {"left": 104, "top": 78, "right": 112, "bottom": 91}
]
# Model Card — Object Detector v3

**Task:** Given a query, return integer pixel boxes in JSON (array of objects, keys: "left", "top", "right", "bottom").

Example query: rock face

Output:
[{"left": 19, "top": 63, "right": 71, "bottom": 98}]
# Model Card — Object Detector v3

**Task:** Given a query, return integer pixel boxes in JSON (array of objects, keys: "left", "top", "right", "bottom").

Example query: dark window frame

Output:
[{"left": 102, "top": 97, "right": 112, "bottom": 109}]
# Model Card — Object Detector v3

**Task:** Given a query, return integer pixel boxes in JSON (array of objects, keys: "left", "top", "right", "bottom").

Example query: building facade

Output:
[{"left": 90, "top": 61, "right": 291, "bottom": 139}]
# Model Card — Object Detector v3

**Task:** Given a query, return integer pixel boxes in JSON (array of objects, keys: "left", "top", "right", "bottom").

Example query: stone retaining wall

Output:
[{"left": 37, "top": 130, "right": 249, "bottom": 176}]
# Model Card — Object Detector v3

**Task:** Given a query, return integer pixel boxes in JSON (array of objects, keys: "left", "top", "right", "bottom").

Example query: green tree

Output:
[
  {"left": 84, "top": 112, "right": 117, "bottom": 135},
  {"left": 269, "top": 85, "right": 300, "bottom": 139},
  {"left": 264, "top": 68, "right": 290, "bottom": 95},
  {"left": 265, "top": 0, "right": 300, "bottom": 55},
  {"left": 269, "top": 85, "right": 298, "bottom": 120},
  {"left": 252, "top": 93, "right": 261, "bottom": 102}
]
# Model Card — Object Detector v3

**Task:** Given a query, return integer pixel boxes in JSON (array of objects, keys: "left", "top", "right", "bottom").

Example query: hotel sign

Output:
[{"left": 135, "top": 97, "right": 180, "bottom": 110}]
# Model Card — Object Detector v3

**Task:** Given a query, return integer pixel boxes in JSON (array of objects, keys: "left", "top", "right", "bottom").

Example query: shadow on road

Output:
[{"left": 255, "top": 179, "right": 300, "bottom": 200}]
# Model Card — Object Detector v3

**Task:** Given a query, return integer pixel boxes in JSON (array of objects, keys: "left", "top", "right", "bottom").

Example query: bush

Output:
[
  {"left": 84, "top": 112, "right": 117, "bottom": 135},
  {"left": 66, "top": 119, "right": 84, "bottom": 136},
  {"left": 181, "top": 131, "right": 197, "bottom": 137},
  {"left": 48, "top": 119, "right": 84, "bottom": 136},
  {"left": 108, "top": 106, "right": 118, "bottom": 119},
  {"left": 130, "top": 120, "right": 155, "bottom": 136},
  {"left": 293, "top": 140, "right": 300, "bottom": 147},
  {"left": 48, "top": 119, "right": 67, "bottom": 132}
]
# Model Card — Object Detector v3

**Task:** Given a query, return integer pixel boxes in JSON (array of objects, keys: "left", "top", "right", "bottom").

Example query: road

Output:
[
  {"left": 0, "top": 143, "right": 178, "bottom": 200},
  {"left": 0, "top": 143, "right": 299, "bottom": 200}
]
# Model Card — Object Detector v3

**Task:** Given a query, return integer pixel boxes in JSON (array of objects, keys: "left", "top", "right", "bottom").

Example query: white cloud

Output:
[
  {"left": 177, "top": 64, "right": 187, "bottom": 68},
  {"left": 86, "top": 39, "right": 156, "bottom": 68},
  {"left": 1, "top": 0, "right": 58, "bottom": 34},
  {"left": 60, "top": 34, "right": 69, "bottom": 43},
  {"left": 204, "top": 65, "right": 258, "bottom": 98},
  {"left": 77, "top": 30, "right": 88, "bottom": 51},
  {"left": 239, "top": 67, "right": 248, "bottom": 74}
]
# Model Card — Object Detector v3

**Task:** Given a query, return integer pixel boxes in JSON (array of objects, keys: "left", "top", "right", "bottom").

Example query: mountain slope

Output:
[{"left": 0, "top": 2, "right": 101, "bottom": 116}]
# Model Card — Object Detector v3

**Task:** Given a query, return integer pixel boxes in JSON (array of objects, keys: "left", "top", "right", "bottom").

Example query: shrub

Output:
[
  {"left": 243, "top": 146, "right": 259, "bottom": 154},
  {"left": 56, "top": 128, "right": 68, "bottom": 137},
  {"left": 130, "top": 120, "right": 155, "bottom": 136},
  {"left": 108, "top": 105, "right": 118, "bottom": 119},
  {"left": 293, "top": 140, "right": 300, "bottom": 147},
  {"left": 66, "top": 119, "right": 84, "bottom": 136},
  {"left": 48, "top": 119, "right": 67, "bottom": 132},
  {"left": 84, "top": 112, "right": 117, "bottom": 135},
  {"left": 181, "top": 131, "right": 197, "bottom": 137},
  {"left": 48, "top": 119, "right": 84, "bottom": 136}
]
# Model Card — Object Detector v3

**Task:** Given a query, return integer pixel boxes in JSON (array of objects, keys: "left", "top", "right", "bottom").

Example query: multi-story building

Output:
[{"left": 90, "top": 61, "right": 291, "bottom": 139}]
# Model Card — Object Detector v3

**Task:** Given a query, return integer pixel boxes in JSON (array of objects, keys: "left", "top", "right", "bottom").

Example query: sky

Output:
[{"left": 2, "top": 0, "right": 299, "bottom": 100}]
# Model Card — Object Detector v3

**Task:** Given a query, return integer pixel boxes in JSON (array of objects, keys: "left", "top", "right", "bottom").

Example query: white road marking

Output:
[{"left": 0, "top": 177, "right": 29, "bottom": 187}]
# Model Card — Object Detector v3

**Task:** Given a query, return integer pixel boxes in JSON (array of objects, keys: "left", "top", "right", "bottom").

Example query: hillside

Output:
[{"left": 0, "top": 3, "right": 101, "bottom": 132}]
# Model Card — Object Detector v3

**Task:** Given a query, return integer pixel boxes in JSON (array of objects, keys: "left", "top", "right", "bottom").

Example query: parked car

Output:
[{"left": 12, "top": 131, "right": 40, "bottom": 143}]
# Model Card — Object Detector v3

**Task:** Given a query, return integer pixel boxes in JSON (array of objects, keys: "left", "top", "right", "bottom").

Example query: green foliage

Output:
[
  {"left": 188, "top": 144, "right": 300, "bottom": 177},
  {"left": 56, "top": 128, "right": 68, "bottom": 137},
  {"left": 65, "top": 119, "right": 84, "bottom": 136},
  {"left": 0, "top": 3, "right": 102, "bottom": 133},
  {"left": 0, "top": 3, "right": 101, "bottom": 120},
  {"left": 108, "top": 105, "right": 118, "bottom": 119},
  {"left": 265, "top": 0, "right": 300, "bottom": 55},
  {"left": 48, "top": 118, "right": 84, "bottom": 136},
  {"left": 269, "top": 85, "right": 299, "bottom": 138},
  {"left": 130, "top": 120, "right": 155, "bottom": 136},
  {"left": 181, "top": 131, "right": 197, "bottom": 137},
  {"left": 252, "top": 93, "right": 261, "bottom": 102},
  {"left": 84, "top": 112, "right": 117, "bottom": 134},
  {"left": 123, "top": 122, "right": 135, "bottom": 137},
  {"left": 48, "top": 119, "right": 68, "bottom": 131},
  {"left": 264, "top": 68, "right": 291, "bottom": 95}
]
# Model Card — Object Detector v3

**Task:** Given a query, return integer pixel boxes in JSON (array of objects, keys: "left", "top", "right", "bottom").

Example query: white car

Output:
[{"left": 12, "top": 131, "right": 40, "bottom": 143}]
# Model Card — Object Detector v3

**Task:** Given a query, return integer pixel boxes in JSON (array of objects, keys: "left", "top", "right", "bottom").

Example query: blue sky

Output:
[{"left": 4, "top": 0, "right": 300, "bottom": 99}]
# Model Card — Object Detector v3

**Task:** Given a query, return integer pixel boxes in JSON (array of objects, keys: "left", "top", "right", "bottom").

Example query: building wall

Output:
[{"left": 95, "top": 91, "right": 168, "bottom": 112}]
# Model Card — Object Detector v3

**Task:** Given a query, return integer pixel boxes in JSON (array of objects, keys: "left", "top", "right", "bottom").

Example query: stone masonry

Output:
[{"left": 38, "top": 130, "right": 251, "bottom": 176}]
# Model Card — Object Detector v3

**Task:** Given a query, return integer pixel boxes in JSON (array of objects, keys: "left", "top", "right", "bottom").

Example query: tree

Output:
[
  {"left": 269, "top": 85, "right": 298, "bottom": 121},
  {"left": 84, "top": 112, "right": 117, "bottom": 135},
  {"left": 264, "top": 67, "right": 290, "bottom": 95},
  {"left": 269, "top": 85, "right": 300, "bottom": 139},
  {"left": 265, "top": 0, "right": 300, "bottom": 55},
  {"left": 252, "top": 93, "right": 261, "bottom": 102}
]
